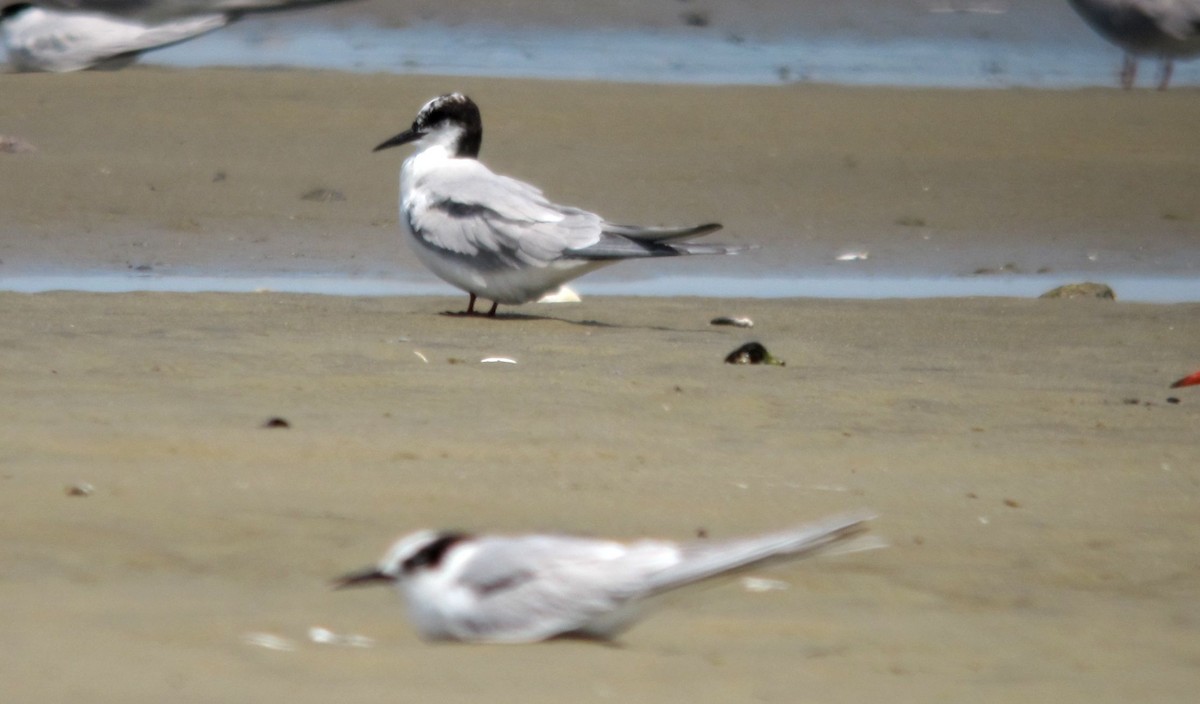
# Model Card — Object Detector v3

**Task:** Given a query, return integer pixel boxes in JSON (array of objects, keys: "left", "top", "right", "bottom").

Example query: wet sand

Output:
[
  {"left": 2, "top": 291, "right": 1198, "bottom": 703},
  {"left": 1, "top": 66, "right": 1199, "bottom": 703},
  {"left": 2, "top": 70, "right": 1198, "bottom": 278}
]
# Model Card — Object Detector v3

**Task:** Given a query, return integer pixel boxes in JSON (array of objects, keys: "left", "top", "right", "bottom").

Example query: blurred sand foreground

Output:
[
  {"left": 0, "top": 68, "right": 1198, "bottom": 703},
  {"left": 0, "top": 292, "right": 1197, "bottom": 703}
]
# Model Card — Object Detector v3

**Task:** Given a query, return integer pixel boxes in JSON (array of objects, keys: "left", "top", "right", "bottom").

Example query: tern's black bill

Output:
[
  {"left": 333, "top": 567, "right": 395, "bottom": 589},
  {"left": 373, "top": 129, "right": 419, "bottom": 153}
]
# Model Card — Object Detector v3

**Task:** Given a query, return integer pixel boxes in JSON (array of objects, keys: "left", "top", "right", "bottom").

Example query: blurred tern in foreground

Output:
[
  {"left": 336, "top": 511, "right": 879, "bottom": 644},
  {"left": 373, "top": 93, "right": 749, "bottom": 317},
  {"left": 1, "top": 0, "right": 355, "bottom": 72},
  {"left": 1067, "top": 0, "right": 1200, "bottom": 89}
]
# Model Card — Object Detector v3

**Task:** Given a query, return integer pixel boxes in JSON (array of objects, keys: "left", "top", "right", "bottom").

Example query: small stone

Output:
[
  {"left": 710, "top": 316, "right": 753, "bottom": 328},
  {"left": 262, "top": 417, "right": 291, "bottom": 429},
  {"left": 1039, "top": 282, "right": 1115, "bottom": 300},
  {"left": 300, "top": 188, "right": 346, "bottom": 202},
  {"left": 724, "top": 342, "right": 785, "bottom": 366},
  {"left": 0, "top": 135, "right": 36, "bottom": 153},
  {"left": 65, "top": 482, "right": 94, "bottom": 497}
]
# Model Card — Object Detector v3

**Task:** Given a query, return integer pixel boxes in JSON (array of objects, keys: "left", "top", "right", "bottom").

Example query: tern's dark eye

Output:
[{"left": 401, "top": 533, "right": 469, "bottom": 572}]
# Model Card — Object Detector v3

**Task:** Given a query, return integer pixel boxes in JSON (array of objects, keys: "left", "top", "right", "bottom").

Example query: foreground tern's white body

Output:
[
  {"left": 1067, "top": 0, "right": 1200, "bottom": 88},
  {"left": 1, "top": 2, "right": 229, "bottom": 72},
  {"left": 337, "top": 511, "right": 877, "bottom": 644},
  {"left": 373, "top": 93, "right": 748, "bottom": 317}
]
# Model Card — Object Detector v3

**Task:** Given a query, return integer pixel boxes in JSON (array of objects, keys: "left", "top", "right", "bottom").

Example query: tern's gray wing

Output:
[
  {"left": 643, "top": 511, "right": 878, "bottom": 595},
  {"left": 449, "top": 535, "right": 681, "bottom": 642},
  {"left": 11, "top": 12, "right": 230, "bottom": 72},
  {"left": 42, "top": 1, "right": 353, "bottom": 22},
  {"left": 1153, "top": 1, "right": 1200, "bottom": 42},
  {"left": 406, "top": 159, "right": 606, "bottom": 267},
  {"left": 1068, "top": 0, "right": 1200, "bottom": 48}
]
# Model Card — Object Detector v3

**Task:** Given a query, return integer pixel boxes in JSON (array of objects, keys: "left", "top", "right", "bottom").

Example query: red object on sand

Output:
[{"left": 1170, "top": 370, "right": 1200, "bottom": 389}]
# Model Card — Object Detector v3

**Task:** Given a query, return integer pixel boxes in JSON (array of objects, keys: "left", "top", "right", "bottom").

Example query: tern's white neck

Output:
[{"left": 413, "top": 124, "right": 473, "bottom": 161}]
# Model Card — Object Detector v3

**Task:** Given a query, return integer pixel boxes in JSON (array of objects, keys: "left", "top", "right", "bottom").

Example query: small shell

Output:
[
  {"left": 242, "top": 632, "right": 297, "bottom": 651},
  {"left": 835, "top": 249, "right": 869, "bottom": 261},
  {"left": 0, "top": 135, "right": 36, "bottom": 154},
  {"left": 308, "top": 626, "right": 375, "bottom": 648},
  {"left": 481, "top": 357, "right": 517, "bottom": 364},
  {"left": 65, "top": 482, "right": 95, "bottom": 497},
  {"left": 710, "top": 316, "right": 754, "bottom": 328},
  {"left": 741, "top": 577, "right": 790, "bottom": 593}
]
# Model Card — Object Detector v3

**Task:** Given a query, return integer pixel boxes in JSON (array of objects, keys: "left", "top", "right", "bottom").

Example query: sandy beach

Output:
[
  {"left": 2, "top": 71, "right": 1199, "bottom": 278},
  {"left": 1, "top": 63, "right": 1199, "bottom": 703},
  {"left": 2, "top": 290, "right": 1198, "bottom": 703}
]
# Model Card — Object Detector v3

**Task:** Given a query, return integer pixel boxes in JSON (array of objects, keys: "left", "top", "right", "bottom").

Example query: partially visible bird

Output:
[
  {"left": 1, "top": 2, "right": 230, "bottom": 71},
  {"left": 36, "top": 0, "right": 353, "bottom": 22},
  {"left": 1066, "top": 0, "right": 1200, "bottom": 89},
  {"left": 336, "top": 511, "right": 879, "bottom": 644},
  {"left": 1, "top": 0, "right": 357, "bottom": 72},
  {"left": 1170, "top": 368, "right": 1200, "bottom": 388},
  {"left": 373, "top": 93, "right": 749, "bottom": 317}
]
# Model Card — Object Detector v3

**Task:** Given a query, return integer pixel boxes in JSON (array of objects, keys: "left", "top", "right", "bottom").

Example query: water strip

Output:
[{"left": 3, "top": 273, "right": 1197, "bottom": 303}]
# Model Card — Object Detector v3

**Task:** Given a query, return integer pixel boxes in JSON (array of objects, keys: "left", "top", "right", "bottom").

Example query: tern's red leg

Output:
[
  {"left": 466, "top": 292, "right": 477, "bottom": 314},
  {"left": 1120, "top": 54, "right": 1137, "bottom": 89},
  {"left": 1157, "top": 59, "right": 1174, "bottom": 91},
  {"left": 485, "top": 300, "right": 498, "bottom": 317}
]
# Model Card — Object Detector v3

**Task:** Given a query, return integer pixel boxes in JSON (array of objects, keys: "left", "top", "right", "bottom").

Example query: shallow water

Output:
[
  {"left": 5, "top": 271, "right": 1198, "bottom": 303},
  {"left": 151, "top": 21, "right": 1200, "bottom": 88}
]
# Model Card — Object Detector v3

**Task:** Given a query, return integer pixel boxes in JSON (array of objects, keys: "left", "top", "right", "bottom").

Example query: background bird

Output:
[
  {"left": 1066, "top": 0, "right": 1200, "bottom": 88},
  {"left": 336, "top": 511, "right": 879, "bottom": 644},
  {"left": 373, "top": 93, "right": 750, "bottom": 317},
  {"left": 1170, "top": 368, "right": 1200, "bottom": 388},
  {"left": 1, "top": 0, "right": 356, "bottom": 72}
]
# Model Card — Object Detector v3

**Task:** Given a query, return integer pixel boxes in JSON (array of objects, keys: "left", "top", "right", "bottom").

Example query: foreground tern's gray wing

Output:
[
  {"left": 407, "top": 158, "right": 733, "bottom": 266},
  {"left": 644, "top": 511, "right": 878, "bottom": 595},
  {"left": 448, "top": 535, "right": 682, "bottom": 642},
  {"left": 406, "top": 157, "right": 609, "bottom": 266}
]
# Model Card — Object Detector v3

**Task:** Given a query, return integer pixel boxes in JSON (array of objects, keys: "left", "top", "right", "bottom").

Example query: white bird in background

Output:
[
  {"left": 1, "top": 2, "right": 229, "bottom": 71},
  {"left": 35, "top": 0, "right": 352, "bottom": 21},
  {"left": 335, "top": 511, "right": 879, "bottom": 644},
  {"left": 1066, "top": 0, "right": 1200, "bottom": 89},
  {"left": 1, "top": 0, "right": 356, "bottom": 72},
  {"left": 373, "top": 93, "right": 749, "bottom": 317}
]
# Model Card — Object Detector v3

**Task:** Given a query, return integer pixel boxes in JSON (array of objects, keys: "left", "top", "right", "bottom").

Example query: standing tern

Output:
[
  {"left": 373, "top": 93, "right": 749, "bottom": 317},
  {"left": 336, "top": 511, "right": 879, "bottom": 644},
  {"left": 1066, "top": 0, "right": 1200, "bottom": 89}
]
